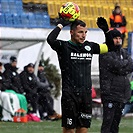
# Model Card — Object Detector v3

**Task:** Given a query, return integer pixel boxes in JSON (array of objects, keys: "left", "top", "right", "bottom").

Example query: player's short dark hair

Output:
[{"left": 70, "top": 20, "right": 86, "bottom": 30}]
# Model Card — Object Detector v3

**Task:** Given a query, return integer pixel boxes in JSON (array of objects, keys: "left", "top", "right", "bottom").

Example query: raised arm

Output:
[
  {"left": 97, "top": 17, "right": 116, "bottom": 52},
  {"left": 47, "top": 26, "right": 62, "bottom": 43},
  {"left": 47, "top": 14, "right": 71, "bottom": 50}
]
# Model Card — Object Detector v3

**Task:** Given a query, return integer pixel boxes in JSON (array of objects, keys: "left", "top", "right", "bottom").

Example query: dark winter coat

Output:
[
  {"left": 19, "top": 66, "right": 49, "bottom": 95},
  {"left": 0, "top": 72, "right": 7, "bottom": 91},
  {"left": 3, "top": 63, "right": 23, "bottom": 93},
  {"left": 37, "top": 70, "right": 51, "bottom": 94},
  {"left": 99, "top": 48, "right": 133, "bottom": 103},
  {"left": 19, "top": 66, "right": 39, "bottom": 95}
]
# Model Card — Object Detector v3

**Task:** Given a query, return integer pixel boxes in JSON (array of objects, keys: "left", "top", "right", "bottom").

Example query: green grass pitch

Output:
[{"left": 0, "top": 117, "right": 133, "bottom": 133}]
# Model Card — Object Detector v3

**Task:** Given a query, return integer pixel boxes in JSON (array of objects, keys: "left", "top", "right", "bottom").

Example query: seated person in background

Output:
[
  {"left": 109, "top": 3, "right": 127, "bottom": 46},
  {"left": 123, "top": 80, "right": 133, "bottom": 116},
  {"left": 19, "top": 63, "right": 39, "bottom": 116},
  {"left": 0, "top": 62, "right": 20, "bottom": 121},
  {"left": 3, "top": 56, "right": 27, "bottom": 113},
  {"left": 37, "top": 61, "right": 61, "bottom": 120}
]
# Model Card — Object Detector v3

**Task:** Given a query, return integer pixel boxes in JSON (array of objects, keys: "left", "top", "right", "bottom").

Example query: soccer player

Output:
[{"left": 47, "top": 16, "right": 115, "bottom": 133}]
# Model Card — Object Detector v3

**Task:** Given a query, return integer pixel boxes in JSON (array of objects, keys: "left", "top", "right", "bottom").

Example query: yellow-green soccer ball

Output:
[{"left": 59, "top": 2, "right": 80, "bottom": 22}]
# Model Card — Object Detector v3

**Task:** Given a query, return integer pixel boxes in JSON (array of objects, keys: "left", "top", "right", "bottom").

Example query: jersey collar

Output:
[{"left": 69, "top": 40, "right": 82, "bottom": 46}]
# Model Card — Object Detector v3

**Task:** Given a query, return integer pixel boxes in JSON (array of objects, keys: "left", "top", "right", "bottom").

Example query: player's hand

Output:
[
  {"left": 97, "top": 17, "right": 109, "bottom": 33},
  {"left": 57, "top": 13, "right": 71, "bottom": 27}
]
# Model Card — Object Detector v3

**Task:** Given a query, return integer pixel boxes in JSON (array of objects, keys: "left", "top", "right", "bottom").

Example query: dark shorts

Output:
[{"left": 61, "top": 90, "right": 92, "bottom": 129}]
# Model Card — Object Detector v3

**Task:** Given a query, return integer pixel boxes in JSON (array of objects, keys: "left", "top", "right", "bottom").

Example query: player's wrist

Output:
[{"left": 57, "top": 24, "right": 63, "bottom": 29}]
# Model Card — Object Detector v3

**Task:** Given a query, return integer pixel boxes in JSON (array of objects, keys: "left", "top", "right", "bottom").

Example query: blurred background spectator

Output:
[
  {"left": 19, "top": 63, "right": 39, "bottom": 115},
  {"left": 37, "top": 61, "right": 61, "bottom": 120},
  {"left": 0, "top": 62, "right": 20, "bottom": 121},
  {"left": 3, "top": 56, "right": 27, "bottom": 113},
  {"left": 122, "top": 75, "right": 133, "bottom": 116},
  {"left": 109, "top": 3, "right": 127, "bottom": 46}
]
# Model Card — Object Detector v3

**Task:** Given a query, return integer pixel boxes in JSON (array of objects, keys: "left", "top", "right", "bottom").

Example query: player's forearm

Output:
[{"left": 47, "top": 26, "right": 61, "bottom": 45}]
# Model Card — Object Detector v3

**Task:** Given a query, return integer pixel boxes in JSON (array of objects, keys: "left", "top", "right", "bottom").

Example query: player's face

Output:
[
  {"left": 70, "top": 25, "right": 88, "bottom": 44},
  {"left": 113, "top": 37, "right": 122, "bottom": 46}
]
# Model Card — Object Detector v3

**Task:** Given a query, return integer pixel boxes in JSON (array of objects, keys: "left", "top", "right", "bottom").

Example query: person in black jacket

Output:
[
  {"left": 3, "top": 56, "right": 23, "bottom": 93},
  {"left": 0, "top": 62, "right": 6, "bottom": 91},
  {"left": 19, "top": 63, "right": 51, "bottom": 115},
  {"left": 47, "top": 14, "right": 117, "bottom": 132},
  {"left": 3, "top": 56, "right": 27, "bottom": 112},
  {"left": 0, "top": 62, "right": 20, "bottom": 121},
  {"left": 37, "top": 61, "right": 61, "bottom": 120},
  {"left": 99, "top": 29, "right": 133, "bottom": 133},
  {"left": 19, "top": 63, "right": 39, "bottom": 114}
]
